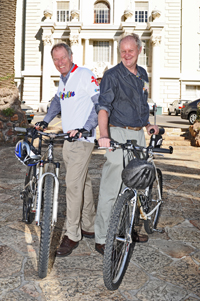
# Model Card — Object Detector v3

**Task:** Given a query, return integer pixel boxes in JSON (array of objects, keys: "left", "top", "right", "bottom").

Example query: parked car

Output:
[
  {"left": 21, "top": 101, "right": 34, "bottom": 123},
  {"left": 148, "top": 99, "right": 157, "bottom": 116},
  {"left": 181, "top": 98, "right": 200, "bottom": 125},
  {"left": 168, "top": 99, "right": 190, "bottom": 116}
]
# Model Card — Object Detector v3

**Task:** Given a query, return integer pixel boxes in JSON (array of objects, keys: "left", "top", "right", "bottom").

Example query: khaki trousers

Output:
[
  {"left": 95, "top": 127, "right": 146, "bottom": 244},
  {"left": 62, "top": 140, "right": 95, "bottom": 242}
]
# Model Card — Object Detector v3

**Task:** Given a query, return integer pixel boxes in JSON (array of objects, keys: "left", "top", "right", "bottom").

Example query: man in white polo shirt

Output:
[{"left": 35, "top": 43, "right": 99, "bottom": 256}]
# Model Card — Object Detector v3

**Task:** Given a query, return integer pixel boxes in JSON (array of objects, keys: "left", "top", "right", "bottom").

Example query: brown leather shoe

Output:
[
  {"left": 56, "top": 235, "right": 79, "bottom": 257},
  {"left": 95, "top": 243, "right": 105, "bottom": 255},
  {"left": 82, "top": 229, "right": 95, "bottom": 239},
  {"left": 132, "top": 233, "right": 148, "bottom": 243}
]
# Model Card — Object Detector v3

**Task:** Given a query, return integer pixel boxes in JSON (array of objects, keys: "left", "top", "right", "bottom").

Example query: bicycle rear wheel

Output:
[
  {"left": 144, "top": 168, "right": 163, "bottom": 234},
  {"left": 22, "top": 165, "right": 37, "bottom": 224},
  {"left": 38, "top": 175, "right": 54, "bottom": 279},
  {"left": 103, "top": 189, "right": 137, "bottom": 291}
]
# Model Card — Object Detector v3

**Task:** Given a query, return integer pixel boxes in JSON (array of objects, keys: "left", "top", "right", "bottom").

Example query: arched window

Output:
[{"left": 94, "top": 1, "right": 110, "bottom": 24}]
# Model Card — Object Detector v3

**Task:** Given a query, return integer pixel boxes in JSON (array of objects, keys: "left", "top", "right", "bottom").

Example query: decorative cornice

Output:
[
  {"left": 124, "top": 9, "right": 133, "bottom": 21},
  {"left": 151, "top": 36, "right": 162, "bottom": 46},
  {"left": 43, "top": 35, "right": 53, "bottom": 46},
  {"left": 71, "top": 9, "right": 80, "bottom": 22},
  {"left": 70, "top": 35, "right": 79, "bottom": 46},
  {"left": 151, "top": 9, "right": 161, "bottom": 22},
  {"left": 43, "top": 9, "right": 53, "bottom": 20}
]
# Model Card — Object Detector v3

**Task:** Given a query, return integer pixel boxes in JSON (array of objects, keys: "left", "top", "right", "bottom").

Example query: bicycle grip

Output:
[
  {"left": 150, "top": 128, "right": 165, "bottom": 135},
  {"left": 81, "top": 130, "right": 92, "bottom": 137},
  {"left": 14, "top": 127, "right": 27, "bottom": 133},
  {"left": 152, "top": 146, "right": 173, "bottom": 154}
]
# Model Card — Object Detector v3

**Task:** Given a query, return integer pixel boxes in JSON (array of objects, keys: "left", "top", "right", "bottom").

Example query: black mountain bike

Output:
[
  {"left": 15, "top": 127, "right": 91, "bottom": 278},
  {"left": 102, "top": 129, "right": 173, "bottom": 290}
]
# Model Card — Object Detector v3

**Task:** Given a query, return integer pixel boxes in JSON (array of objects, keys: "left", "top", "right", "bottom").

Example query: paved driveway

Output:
[{"left": 0, "top": 141, "right": 199, "bottom": 300}]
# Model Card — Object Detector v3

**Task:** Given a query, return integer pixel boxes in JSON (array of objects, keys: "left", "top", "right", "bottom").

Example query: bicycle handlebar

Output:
[
  {"left": 14, "top": 127, "right": 92, "bottom": 140},
  {"left": 109, "top": 140, "right": 173, "bottom": 155},
  {"left": 95, "top": 137, "right": 173, "bottom": 155}
]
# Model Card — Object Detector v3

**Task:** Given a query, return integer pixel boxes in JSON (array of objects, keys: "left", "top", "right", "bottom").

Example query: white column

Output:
[
  {"left": 113, "top": 39, "right": 118, "bottom": 66},
  {"left": 85, "top": 38, "right": 90, "bottom": 66},
  {"left": 151, "top": 36, "right": 161, "bottom": 106},
  {"left": 40, "top": 18, "right": 55, "bottom": 112},
  {"left": 41, "top": 36, "right": 53, "bottom": 109}
]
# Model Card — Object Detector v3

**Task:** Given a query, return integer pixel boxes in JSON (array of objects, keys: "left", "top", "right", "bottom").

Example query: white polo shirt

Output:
[{"left": 56, "top": 65, "right": 100, "bottom": 142}]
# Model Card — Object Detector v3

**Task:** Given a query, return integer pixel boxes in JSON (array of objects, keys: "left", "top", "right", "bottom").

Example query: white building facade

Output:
[{"left": 14, "top": 0, "right": 200, "bottom": 112}]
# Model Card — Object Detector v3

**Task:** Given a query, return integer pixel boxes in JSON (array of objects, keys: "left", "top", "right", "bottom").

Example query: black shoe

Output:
[
  {"left": 56, "top": 236, "right": 79, "bottom": 257},
  {"left": 95, "top": 243, "right": 105, "bottom": 255}
]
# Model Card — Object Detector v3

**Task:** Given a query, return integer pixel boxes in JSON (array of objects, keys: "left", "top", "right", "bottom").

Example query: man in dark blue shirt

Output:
[{"left": 95, "top": 33, "right": 159, "bottom": 255}]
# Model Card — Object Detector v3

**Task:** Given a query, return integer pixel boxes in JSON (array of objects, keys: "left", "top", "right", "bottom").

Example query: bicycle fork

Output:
[
  {"left": 35, "top": 163, "right": 60, "bottom": 227},
  {"left": 116, "top": 188, "right": 137, "bottom": 245}
]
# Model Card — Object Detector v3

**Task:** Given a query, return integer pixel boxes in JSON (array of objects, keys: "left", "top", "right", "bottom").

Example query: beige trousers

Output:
[
  {"left": 62, "top": 140, "right": 95, "bottom": 242},
  {"left": 95, "top": 127, "right": 146, "bottom": 244}
]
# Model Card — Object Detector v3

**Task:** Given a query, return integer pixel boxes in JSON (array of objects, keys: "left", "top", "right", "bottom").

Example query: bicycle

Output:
[
  {"left": 14, "top": 126, "right": 91, "bottom": 279},
  {"left": 100, "top": 128, "right": 173, "bottom": 291}
]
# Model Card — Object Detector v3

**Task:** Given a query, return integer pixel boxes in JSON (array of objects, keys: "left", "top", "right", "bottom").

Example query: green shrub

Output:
[{"left": 1, "top": 108, "right": 15, "bottom": 117}]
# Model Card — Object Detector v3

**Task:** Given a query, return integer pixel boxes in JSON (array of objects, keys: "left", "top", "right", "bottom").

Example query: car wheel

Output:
[
  {"left": 175, "top": 109, "right": 178, "bottom": 116},
  {"left": 189, "top": 112, "right": 197, "bottom": 125},
  {"left": 168, "top": 109, "right": 171, "bottom": 116}
]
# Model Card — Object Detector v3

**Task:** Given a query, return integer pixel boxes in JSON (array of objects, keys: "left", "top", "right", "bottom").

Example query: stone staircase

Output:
[{"left": 144, "top": 127, "right": 191, "bottom": 147}]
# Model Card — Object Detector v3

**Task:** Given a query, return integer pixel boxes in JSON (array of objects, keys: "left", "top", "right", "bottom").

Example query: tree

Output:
[{"left": 0, "top": 0, "right": 17, "bottom": 88}]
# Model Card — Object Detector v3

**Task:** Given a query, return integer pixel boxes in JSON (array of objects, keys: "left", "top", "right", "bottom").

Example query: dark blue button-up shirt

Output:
[{"left": 96, "top": 62, "right": 149, "bottom": 128}]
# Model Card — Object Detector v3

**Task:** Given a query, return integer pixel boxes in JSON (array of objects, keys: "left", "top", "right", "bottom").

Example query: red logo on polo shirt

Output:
[{"left": 91, "top": 76, "right": 99, "bottom": 86}]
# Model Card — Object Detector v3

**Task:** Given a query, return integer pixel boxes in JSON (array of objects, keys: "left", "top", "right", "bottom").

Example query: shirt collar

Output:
[
  {"left": 60, "top": 63, "right": 75, "bottom": 85},
  {"left": 120, "top": 61, "right": 144, "bottom": 79}
]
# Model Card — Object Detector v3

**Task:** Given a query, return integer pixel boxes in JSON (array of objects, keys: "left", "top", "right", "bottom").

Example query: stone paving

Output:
[{"left": 0, "top": 139, "right": 200, "bottom": 301}]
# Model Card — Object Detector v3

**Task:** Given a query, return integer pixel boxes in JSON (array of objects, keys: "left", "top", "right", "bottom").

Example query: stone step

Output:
[{"left": 144, "top": 127, "right": 191, "bottom": 147}]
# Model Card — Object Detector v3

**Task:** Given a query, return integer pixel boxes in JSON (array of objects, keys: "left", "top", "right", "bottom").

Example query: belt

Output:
[{"left": 109, "top": 124, "right": 142, "bottom": 131}]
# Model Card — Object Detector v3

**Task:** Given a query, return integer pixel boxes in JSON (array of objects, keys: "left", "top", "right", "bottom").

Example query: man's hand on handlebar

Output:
[
  {"left": 67, "top": 128, "right": 90, "bottom": 139},
  {"left": 35, "top": 121, "right": 48, "bottom": 131},
  {"left": 98, "top": 137, "right": 111, "bottom": 148},
  {"left": 146, "top": 124, "right": 159, "bottom": 135}
]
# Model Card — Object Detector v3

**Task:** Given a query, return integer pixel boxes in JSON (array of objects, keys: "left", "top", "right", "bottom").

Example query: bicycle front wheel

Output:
[
  {"left": 38, "top": 175, "right": 54, "bottom": 279},
  {"left": 103, "top": 189, "right": 137, "bottom": 291},
  {"left": 144, "top": 168, "right": 163, "bottom": 234}
]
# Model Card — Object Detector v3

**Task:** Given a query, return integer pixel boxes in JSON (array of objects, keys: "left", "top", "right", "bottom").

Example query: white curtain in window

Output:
[{"left": 93, "top": 41, "right": 109, "bottom": 62}]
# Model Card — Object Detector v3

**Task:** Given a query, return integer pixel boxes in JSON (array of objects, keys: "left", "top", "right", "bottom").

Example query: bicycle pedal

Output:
[{"left": 153, "top": 228, "right": 165, "bottom": 233}]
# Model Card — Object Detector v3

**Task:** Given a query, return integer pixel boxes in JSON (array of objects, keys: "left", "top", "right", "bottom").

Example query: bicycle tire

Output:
[
  {"left": 23, "top": 166, "right": 36, "bottom": 224},
  {"left": 144, "top": 168, "right": 163, "bottom": 234},
  {"left": 103, "top": 189, "right": 137, "bottom": 291},
  {"left": 38, "top": 175, "right": 54, "bottom": 279}
]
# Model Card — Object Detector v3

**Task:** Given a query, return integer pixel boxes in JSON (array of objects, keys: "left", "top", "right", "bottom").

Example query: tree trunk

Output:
[{"left": 0, "top": 0, "right": 17, "bottom": 88}]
